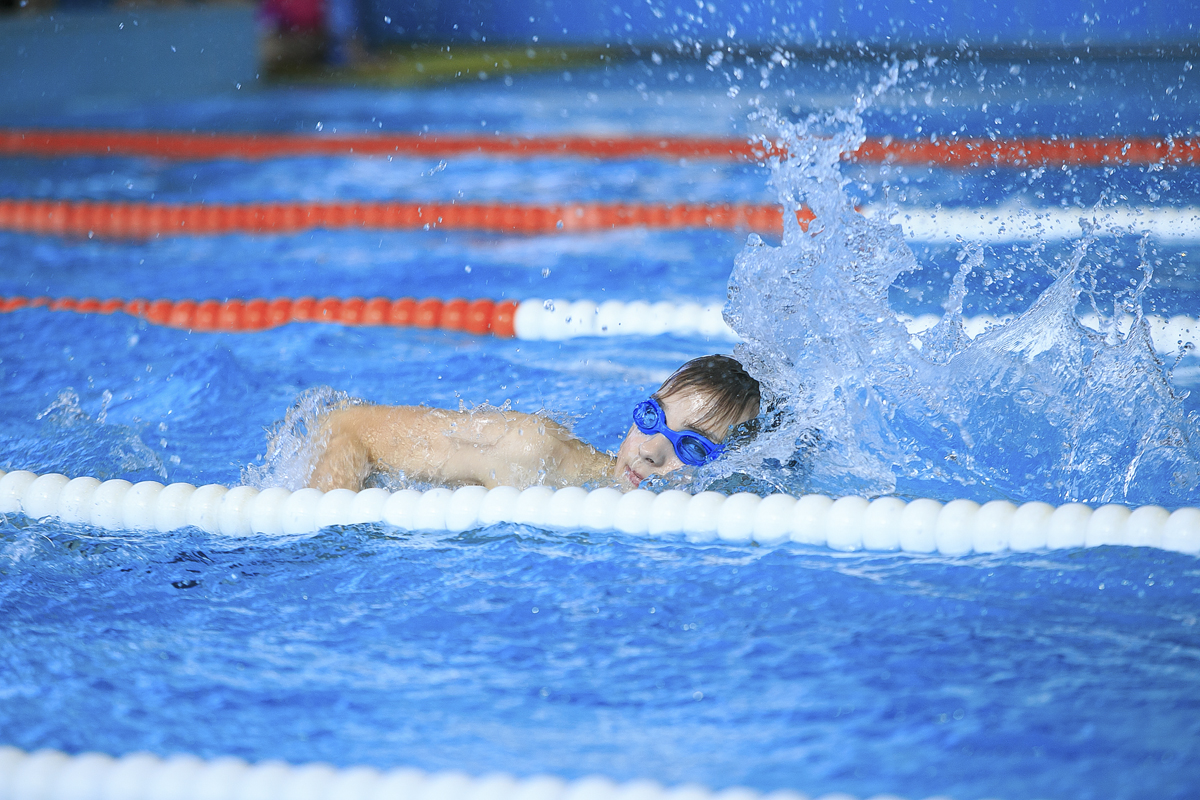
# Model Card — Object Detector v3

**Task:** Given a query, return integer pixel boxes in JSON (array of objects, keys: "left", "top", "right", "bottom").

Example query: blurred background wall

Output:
[
  {"left": 353, "top": 0, "right": 1195, "bottom": 49},
  {"left": 0, "top": 0, "right": 1196, "bottom": 114},
  {"left": 1, "top": 6, "right": 259, "bottom": 113}
]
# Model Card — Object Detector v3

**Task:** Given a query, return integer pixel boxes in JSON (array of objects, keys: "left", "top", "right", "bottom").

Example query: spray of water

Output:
[
  {"left": 706, "top": 104, "right": 1200, "bottom": 507},
  {"left": 242, "top": 387, "right": 364, "bottom": 491},
  {"left": 26, "top": 389, "right": 168, "bottom": 481}
]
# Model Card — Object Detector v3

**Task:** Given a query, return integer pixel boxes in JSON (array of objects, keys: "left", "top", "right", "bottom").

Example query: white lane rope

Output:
[
  {"left": 2, "top": 469, "right": 1197, "bottom": 556},
  {"left": 509, "top": 298, "right": 1199, "bottom": 354},
  {"left": 865, "top": 204, "right": 1200, "bottom": 244},
  {"left": 0, "top": 746, "right": 929, "bottom": 800}
]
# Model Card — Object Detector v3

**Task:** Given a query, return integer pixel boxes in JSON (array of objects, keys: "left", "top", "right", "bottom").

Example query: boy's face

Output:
[{"left": 614, "top": 389, "right": 726, "bottom": 489}]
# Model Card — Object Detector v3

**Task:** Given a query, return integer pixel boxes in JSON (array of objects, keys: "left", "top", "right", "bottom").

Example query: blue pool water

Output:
[{"left": 2, "top": 59, "right": 1200, "bottom": 799}]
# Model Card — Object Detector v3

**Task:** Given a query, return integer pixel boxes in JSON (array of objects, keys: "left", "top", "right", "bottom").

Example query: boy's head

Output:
[{"left": 615, "top": 354, "right": 761, "bottom": 489}]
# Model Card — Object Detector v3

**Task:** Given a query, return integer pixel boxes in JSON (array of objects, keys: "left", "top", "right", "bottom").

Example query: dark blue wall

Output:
[
  {"left": 360, "top": 0, "right": 1198, "bottom": 49},
  {"left": 0, "top": 7, "right": 260, "bottom": 114}
]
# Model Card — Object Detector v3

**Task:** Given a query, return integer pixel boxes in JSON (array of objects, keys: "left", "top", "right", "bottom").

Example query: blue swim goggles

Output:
[{"left": 632, "top": 397, "right": 725, "bottom": 466}]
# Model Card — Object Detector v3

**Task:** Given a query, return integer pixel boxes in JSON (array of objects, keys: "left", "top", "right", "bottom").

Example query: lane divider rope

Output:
[
  {"left": 0, "top": 199, "right": 803, "bottom": 238},
  {"left": 2, "top": 469, "right": 1197, "bottom": 556},
  {"left": 2, "top": 128, "right": 1197, "bottom": 167},
  {"left": 0, "top": 294, "right": 522, "bottom": 337},
  {"left": 4, "top": 295, "right": 1196, "bottom": 351},
  {"left": 904, "top": 311, "right": 1198, "bottom": 355},
  {"left": 513, "top": 304, "right": 1200, "bottom": 351},
  {"left": 5, "top": 199, "right": 1199, "bottom": 244},
  {"left": 0, "top": 746, "right": 886, "bottom": 800},
  {"left": 873, "top": 204, "right": 1200, "bottom": 244},
  {"left": 0, "top": 294, "right": 734, "bottom": 339}
]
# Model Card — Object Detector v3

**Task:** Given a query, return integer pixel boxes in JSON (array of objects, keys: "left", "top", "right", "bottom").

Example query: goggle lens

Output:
[
  {"left": 633, "top": 401, "right": 660, "bottom": 431},
  {"left": 677, "top": 436, "right": 711, "bottom": 466},
  {"left": 631, "top": 398, "right": 724, "bottom": 466}
]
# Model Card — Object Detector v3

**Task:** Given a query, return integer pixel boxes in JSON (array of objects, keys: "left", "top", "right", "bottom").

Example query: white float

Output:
[
  {"left": 514, "top": 298, "right": 738, "bottom": 341},
  {"left": 0, "top": 468, "right": 1197, "bottom": 556},
  {"left": 870, "top": 203, "right": 1200, "bottom": 245},
  {"left": 0, "top": 747, "right": 847, "bottom": 800},
  {"left": 504, "top": 299, "right": 1199, "bottom": 354}
]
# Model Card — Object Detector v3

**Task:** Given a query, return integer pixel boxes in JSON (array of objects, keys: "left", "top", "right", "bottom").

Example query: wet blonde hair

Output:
[{"left": 653, "top": 354, "right": 761, "bottom": 439}]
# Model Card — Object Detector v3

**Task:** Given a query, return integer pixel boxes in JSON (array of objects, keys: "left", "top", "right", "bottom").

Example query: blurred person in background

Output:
[{"left": 261, "top": 0, "right": 362, "bottom": 68}]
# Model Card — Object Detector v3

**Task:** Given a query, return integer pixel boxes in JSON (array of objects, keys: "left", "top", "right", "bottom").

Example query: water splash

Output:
[
  {"left": 23, "top": 389, "right": 168, "bottom": 481},
  {"left": 709, "top": 109, "right": 1200, "bottom": 507},
  {"left": 242, "top": 386, "right": 364, "bottom": 491}
]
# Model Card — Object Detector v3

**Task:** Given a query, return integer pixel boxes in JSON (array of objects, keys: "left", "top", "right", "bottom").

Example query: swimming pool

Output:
[{"left": 1, "top": 58, "right": 1199, "bottom": 800}]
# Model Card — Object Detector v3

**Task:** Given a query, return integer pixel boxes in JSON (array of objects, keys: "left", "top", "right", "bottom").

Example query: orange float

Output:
[
  {"left": 3, "top": 294, "right": 594, "bottom": 342},
  {"left": 413, "top": 298, "right": 444, "bottom": 328},
  {"left": 2, "top": 128, "right": 1195, "bottom": 167}
]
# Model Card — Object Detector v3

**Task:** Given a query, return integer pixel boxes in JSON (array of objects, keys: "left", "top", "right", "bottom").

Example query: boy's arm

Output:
[
  {"left": 306, "top": 405, "right": 613, "bottom": 491},
  {"left": 308, "top": 405, "right": 450, "bottom": 491},
  {"left": 439, "top": 413, "right": 613, "bottom": 488},
  {"left": 307, "top": 407, "right": 381, "bottom": 491},
  {"left": 308, "top": 430, "right": 372, "bottom": 491}
]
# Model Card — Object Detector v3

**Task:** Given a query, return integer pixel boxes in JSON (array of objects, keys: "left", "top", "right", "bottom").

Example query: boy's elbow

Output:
[{"left": 309, "top": 432, "right": 372, "bottom": 491}]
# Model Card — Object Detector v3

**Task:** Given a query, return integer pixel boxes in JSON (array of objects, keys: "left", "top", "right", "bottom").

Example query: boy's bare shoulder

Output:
[{"left": 324, "top": 403, "right": 429, "bottom": 432}]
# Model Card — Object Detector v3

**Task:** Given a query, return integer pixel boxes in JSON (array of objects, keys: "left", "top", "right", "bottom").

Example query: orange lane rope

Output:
[
  {"left": 1, "top": 129, "right": 1196, "bottom": 167},
  {"left": 851, "top": 136, "right": 1200, "bottom": 168},
  {"left": 0, "top": 130, "right": 761, "bottom": 162},
  {"left": 0, "top": 295, "right": 521, "bottom": 337},
  {"left": 0, "top": 199, "right": 814, "bottom": 238}
]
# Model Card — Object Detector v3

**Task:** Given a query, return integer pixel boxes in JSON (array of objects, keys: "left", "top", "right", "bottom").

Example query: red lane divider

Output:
[
  {"left": 0, "top": 199, "right": 815, "bottom": 238},
  {"left": 1, "top": 129, "right": 1195, "bottom": 167},
  {"left": 851, "top": 137, "right": 1200, "bottom": 168},
  {"left": 0, "top": 129, "right": 761, "bottom": 162},
  {"left": 0, "top": 294, "right": 520, "bottom": 337}
]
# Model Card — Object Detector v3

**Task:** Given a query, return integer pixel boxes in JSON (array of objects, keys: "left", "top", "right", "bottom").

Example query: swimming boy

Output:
[{"left": 307, "top": 354, "right": 761, "bottom": 492}]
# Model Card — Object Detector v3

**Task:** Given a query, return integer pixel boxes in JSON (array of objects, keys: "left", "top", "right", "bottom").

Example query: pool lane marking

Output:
[
  {"left": 0, "top": 295, "right": 521, "bottom": 337},
  {"left": 514, "top": 301, "right": 1198, "bottom": 353},
  {"left": 869, "top": 204, "right": 1200, "bottom": 244},
  {"left": 0, "top": 198, "right": 806, "bottom": 237},
  {"left": 1, "top": 468, "right": 1198, "bottom": 554},
  {"left": 1, "top": 128, "right": 1197, "bottom": 167},
  {"left": 0, "top": 747, "right": 949, "bottom": 800},
  {"left": 3, "top": 295, "right": 1195, "bottom": 354},
  {"left": 2, "top": 199, "right": 1199, "bottom": 242}
]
